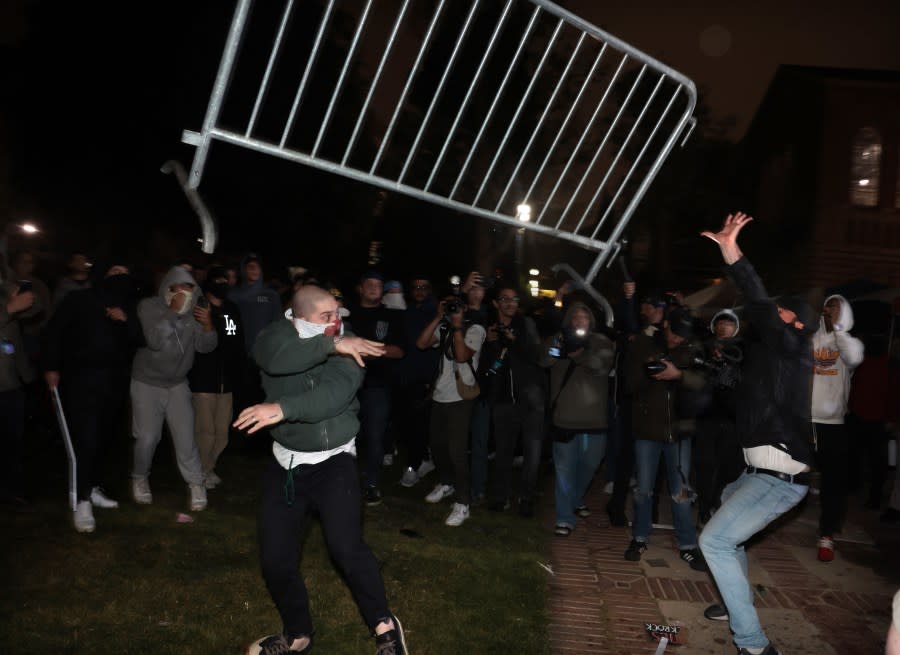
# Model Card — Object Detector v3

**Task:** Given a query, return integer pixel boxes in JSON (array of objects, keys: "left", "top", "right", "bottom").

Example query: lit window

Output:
[{"left": 850, "top": 127, "right": 881, "bottom": 207}]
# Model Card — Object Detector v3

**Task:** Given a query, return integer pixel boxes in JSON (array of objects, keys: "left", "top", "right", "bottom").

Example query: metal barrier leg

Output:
[{"left": 51, "top": 387, "right": 77, "bottom": 512}]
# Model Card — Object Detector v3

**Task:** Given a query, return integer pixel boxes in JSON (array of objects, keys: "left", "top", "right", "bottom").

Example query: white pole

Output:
[{"left": 51, "top": 388, "right": 77, "bottom": 511}]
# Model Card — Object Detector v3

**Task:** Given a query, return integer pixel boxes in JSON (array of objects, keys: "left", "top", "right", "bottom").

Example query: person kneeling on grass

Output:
[{"left": 234, "top": 285, "right": 406, "bottom": 655}]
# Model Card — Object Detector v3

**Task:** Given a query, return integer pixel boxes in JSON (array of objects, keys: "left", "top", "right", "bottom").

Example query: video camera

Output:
[{"left": 691, "top": 342, "right": 743, "bottom": 390}]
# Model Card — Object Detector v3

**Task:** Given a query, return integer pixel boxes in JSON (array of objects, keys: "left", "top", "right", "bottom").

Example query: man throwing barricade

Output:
[
  {"left": 698, "top": 212, "right": 817, "bottom": 655},
  {"left": 234, "top": 284, "right": 407, "bottom": 655}
]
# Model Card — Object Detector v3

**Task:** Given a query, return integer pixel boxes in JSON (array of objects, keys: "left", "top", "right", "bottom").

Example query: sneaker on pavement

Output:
[
  {"left": 374, "top": 614, "right": 406, "bottom": 655},
  {"left": 425, "top": 483, "right": 454, "bottom": 503},
  {"left": 204, "top": 471, "right": 222, "bottom": 489},
  {"left": 132, "top": 476, "right": 152, "bottom": 505},
  {"left": 190, "top": 484, "right": 208, "bottom": 511},
  {"left": 73, "top": 500, "right": 96, "bottom": 533},
  {"left": 245, "top": 633, "right": 312, "bottom": 655},
  {"left": 624, "top": 538, "right": 647, "bottom": 561},
  {"left": 703, "top": 603, "right": 729, "bottom": 621},
  {"left": 575, "top": 505, "right": 590, "bottom": 518},
  {"left": 399, "top": 467, "right": 419, "bottom": 488},
  {"left": 817, "top": 535, "right": 835, "bottom": 562},
  {"left": 416, "top": 459, "right": 436, "bottom": 478},
  {"left": 365, "top": 486, "right": 383, "bottom": 506},
  {"left": 680, "top": 547, "right": 708, "bottom": 571},
  {"left": 90, "top": 486, "right": 119, "bottom": 509},
  {"left": 445, "top": 502, "right": 470, "bottom": 527},
  {"left": 382, "top": 454, "right": 394, "bottom": 467},
  {"left": 602, "top": 481, "right": 614, "bottom": 494}
]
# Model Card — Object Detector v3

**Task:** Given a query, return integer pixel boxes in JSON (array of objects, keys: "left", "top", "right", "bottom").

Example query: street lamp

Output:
[
  {"left": 21, "top": 223, "right": 38, "bottom": 234},
  {"left": 528, "top": 268, "right": 539, "bottom": 276},
  {"left": 514, "top": 204, "right": 532, "bottom": 288}
]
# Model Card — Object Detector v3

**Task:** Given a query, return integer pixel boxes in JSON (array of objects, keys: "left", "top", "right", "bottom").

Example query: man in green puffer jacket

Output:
[{"left": 233, "top": 285, "right": 408, "bottom": 655}]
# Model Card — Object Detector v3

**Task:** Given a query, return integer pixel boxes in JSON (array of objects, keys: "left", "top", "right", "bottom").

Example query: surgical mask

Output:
[
  {"left": 292, "top": 316, "right": 343, "bottom": 339},
  {"left": 165, "top": 289, "right": 194, "bottom": 315}
]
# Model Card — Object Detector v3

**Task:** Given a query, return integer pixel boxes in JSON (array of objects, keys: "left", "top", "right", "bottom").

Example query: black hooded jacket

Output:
[
  {"left": 42, "top": 275, "right": 143, "bottom": 377},
  {"left": 188, "top": 298, "right": 247, "bottom": 394},
  {"left": 727, "top": 257, "right": 815, "bottom": 466}
]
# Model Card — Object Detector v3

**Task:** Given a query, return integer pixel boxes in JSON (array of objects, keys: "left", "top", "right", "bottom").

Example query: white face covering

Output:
[
  {"left": 290, "top": 314, "right": 344, "bottom": 339},
  {"left": 165, "top": 289, "right": 194, "bottom": 315}
]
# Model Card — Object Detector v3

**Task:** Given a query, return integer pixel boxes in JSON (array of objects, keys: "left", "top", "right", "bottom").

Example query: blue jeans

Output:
[
  {"left": 633, "top": 439, "right": 697, "bottom": 549},
  {"left": 698, "top": 471, "right": 808, "bottom": 650},
  {"left": 553, "top": 432, "right": 607, "bottom": 528}
]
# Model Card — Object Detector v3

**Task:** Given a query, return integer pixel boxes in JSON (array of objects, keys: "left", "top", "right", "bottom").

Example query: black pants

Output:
[
  {"left": 608, "top": 399, "right": 634, "bottom": 514},
  {"left": 396, "top": 381, "right": 431, "bottom": 470},
  {"left": 491, "top": 400, "right": 545, "bottom": 503},
  {"left": 258, "top": 453, "right": 390, "bottom": 639},
  {"left": 815, "top": 422, "right": 849, "bottom": 535},
  {"left": 693, "top": 416, "right": 744, "bottom": 516},
  {"left": 429, "top": 399, "right": 474, "bottom": 504},
  {"left": 61, "top": 369, "right": 127, "bottom": 501},
  {"left": 0, "top": 388, "right": 25, "bottom": 499}
]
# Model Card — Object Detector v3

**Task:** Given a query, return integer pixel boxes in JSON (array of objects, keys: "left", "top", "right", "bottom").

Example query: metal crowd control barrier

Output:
[{"left": 182, "top": 0, "right": 696, "bottom": 289}]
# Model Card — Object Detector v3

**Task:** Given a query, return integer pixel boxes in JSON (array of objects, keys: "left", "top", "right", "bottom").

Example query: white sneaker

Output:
[
  {"left": 383, "top": 453, "right": 394, "bottom": 467},
  {"left": 417, "top": 459, "right": 436, "bottom": 478},
  {"left": 203, "top": 471, "right": 222, "bottom": 490},
  {"left": 73, "top": 500, "right": 96, "bottom": 533},
  {"left": 90, "top": 487, "right": 119, "bottom": 509},
  {"left": 445, "top": 502, "right": 470, "bottom": 527},
  {"left": 189, "top": 484, "right": 208, "bottom": 511},
  {"left": 400, "top": 467, "right": 419, "bottom": 488},
  {"left": 425, "top": 483, "right": 455, "bottom": 503},
  {"left": 132, "top": 476, "right": 152, "bottom": 504},
  {"left": 602, "top": 481, "right": 614, "bottom": 495}
]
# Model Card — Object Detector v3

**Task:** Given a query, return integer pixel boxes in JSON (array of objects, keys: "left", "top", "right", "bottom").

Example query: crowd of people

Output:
[{"left": 2, "top": 212, "right": 899, "bottom": 655}]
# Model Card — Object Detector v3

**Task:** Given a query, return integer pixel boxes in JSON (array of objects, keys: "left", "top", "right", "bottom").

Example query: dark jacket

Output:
[
  {"left": 626, "top": 330, "right": 706, "bottom": 443},
  {"left": 480, "top": 314, "right": 545, "bottom": 408},
  {"left": 227, "top": 279, "right": 282, "bottom": 353},
  {"left": 0, "top": 280, "right": 35, "bottom": 392},
  {"left": 398, "top": 298, "right": 440, "bottom": 385},
  {"left": 188, "top": 299, "right": 246, "bottom": 394},
  {"left": 42, "top": 281, "right": 142, "bottom": 379},
  {"left": 253, "top": 319, "right": 363, "bottom": 452},
  {"left": 539, "top": 304, "right": 615, "bottom": 431},
  {"left": 727, "top": 257, "right": 814, "bottom": 466}
]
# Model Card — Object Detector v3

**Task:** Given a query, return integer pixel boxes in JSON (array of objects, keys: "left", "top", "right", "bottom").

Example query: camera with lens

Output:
[
  {"left": 443, "top": 299, "right": 463, "bottom": 316},
  {"left": 492, "top": 323, "right": 515, "bottom": 344},
  {"left": 549, "top": 326, "right": 589, "bottom": 358},
  {"left": 692, "top": 343, "right": 743, "bottom": 390}
]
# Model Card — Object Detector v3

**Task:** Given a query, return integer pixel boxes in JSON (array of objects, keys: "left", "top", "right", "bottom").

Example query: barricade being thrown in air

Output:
[{"left": 181, "top": 0, "right": 697, "bottom": 295}]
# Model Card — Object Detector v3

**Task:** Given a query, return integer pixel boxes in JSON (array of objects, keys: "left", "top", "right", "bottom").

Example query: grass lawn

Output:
[{"left": 1, "top": 431, "right": 551, "bottom": 655}]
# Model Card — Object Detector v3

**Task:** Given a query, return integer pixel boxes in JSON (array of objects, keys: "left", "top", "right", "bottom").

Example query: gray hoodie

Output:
[{"left": 132, "top": 266, "right": 217, "bottom": 388}]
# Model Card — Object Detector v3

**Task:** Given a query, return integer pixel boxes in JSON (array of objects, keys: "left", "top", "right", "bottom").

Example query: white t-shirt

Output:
[
  {"left": 273, "top": 438, "right": 357, "bottom": 470},
  {"left": 431, "top": 324, "right": 486, "bottom": 403}
]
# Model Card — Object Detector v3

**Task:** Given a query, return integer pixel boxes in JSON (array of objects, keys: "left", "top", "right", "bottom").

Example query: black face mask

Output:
[
  {"left": 208, "top": 282, "right": 230, "bottom": 301},
  {"left": 100, "top": 274, "right": 133, "bottom": 306}
]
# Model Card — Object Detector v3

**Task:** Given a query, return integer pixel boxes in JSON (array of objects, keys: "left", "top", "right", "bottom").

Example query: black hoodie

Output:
[{"left": 727, "top": 257, "right": 815, "bottom": 467}]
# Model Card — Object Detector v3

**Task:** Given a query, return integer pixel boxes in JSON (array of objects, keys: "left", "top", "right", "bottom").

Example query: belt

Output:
[{"left": 745, "top": 466, "right": 810, "bottom": 486}]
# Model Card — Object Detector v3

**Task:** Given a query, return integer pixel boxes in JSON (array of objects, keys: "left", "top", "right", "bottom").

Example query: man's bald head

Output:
[{"left": 293, "top": 285, "right": 338, "bottom": 322}]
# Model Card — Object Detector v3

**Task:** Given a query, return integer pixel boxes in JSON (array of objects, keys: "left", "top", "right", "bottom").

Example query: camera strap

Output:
[{"left": 549, "top": 360, "right": 577, "bottom": 418}]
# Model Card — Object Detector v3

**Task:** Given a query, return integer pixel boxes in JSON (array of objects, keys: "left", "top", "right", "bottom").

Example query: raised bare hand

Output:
[
  {"left": 335, "top": 336, "right": 386, "bottom": 367},
  {"left": 701, "top": 212, "right": 753, "bottom": 265}
]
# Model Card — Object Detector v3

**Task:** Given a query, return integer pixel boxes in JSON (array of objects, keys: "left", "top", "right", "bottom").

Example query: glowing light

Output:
[
  {"left": 528, "top": 268, "right": 539, "bottom": 276},
  {"left": 516, "top": 204, "right": 532, "bottom": 222},
  {"left": 528, "top": 280, "right": 539, "bottom": 287},
  {"left": 858, "top": 179, "right": 870, "bottom": 186},
  {"left": 21, "top": 223, "right": 38, "bottom": 234},
  {"left": 530, "top": 287, "right": 539, "bottom": 297}
]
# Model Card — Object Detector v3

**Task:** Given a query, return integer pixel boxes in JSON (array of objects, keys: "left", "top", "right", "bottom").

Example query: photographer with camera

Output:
[
  {"left": 623, "top": 306, "right": 708, "bottom": 571},
  {"left": 481, "top": 284, "right": 546, "bottom": 517},
  {"left": 416, "top": 292, "right": 485, "bottom": 527},
  {"left": 538, "top": 302, "right": 615, "bottom": 536},
  {"left": 693, "top": 309, "right": 746, "bottom": 526}
]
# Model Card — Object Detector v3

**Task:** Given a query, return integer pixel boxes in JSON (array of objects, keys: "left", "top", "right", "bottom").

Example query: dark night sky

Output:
[{"left": 2, "top": 0, "right": 900, "bottom": 286}]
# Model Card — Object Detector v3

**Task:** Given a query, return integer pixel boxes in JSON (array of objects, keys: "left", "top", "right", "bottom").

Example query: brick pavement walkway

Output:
[{"left": 545, "top": 481, "right": 900, "bottom": 655}]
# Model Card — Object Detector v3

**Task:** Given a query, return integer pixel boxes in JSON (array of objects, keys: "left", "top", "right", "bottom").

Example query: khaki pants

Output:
[{"left": 192, "top": 392, "right": 233, "bottom": 475}]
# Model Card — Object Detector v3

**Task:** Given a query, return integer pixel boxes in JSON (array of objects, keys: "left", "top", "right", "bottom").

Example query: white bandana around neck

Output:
[{"left": 285, "top": 308, "right": 344, "bottom": 339}]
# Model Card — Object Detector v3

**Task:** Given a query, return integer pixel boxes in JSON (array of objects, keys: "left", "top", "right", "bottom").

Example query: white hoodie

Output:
[{"left": 811, "top": 294, "right": 864, "bottom": 424}]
